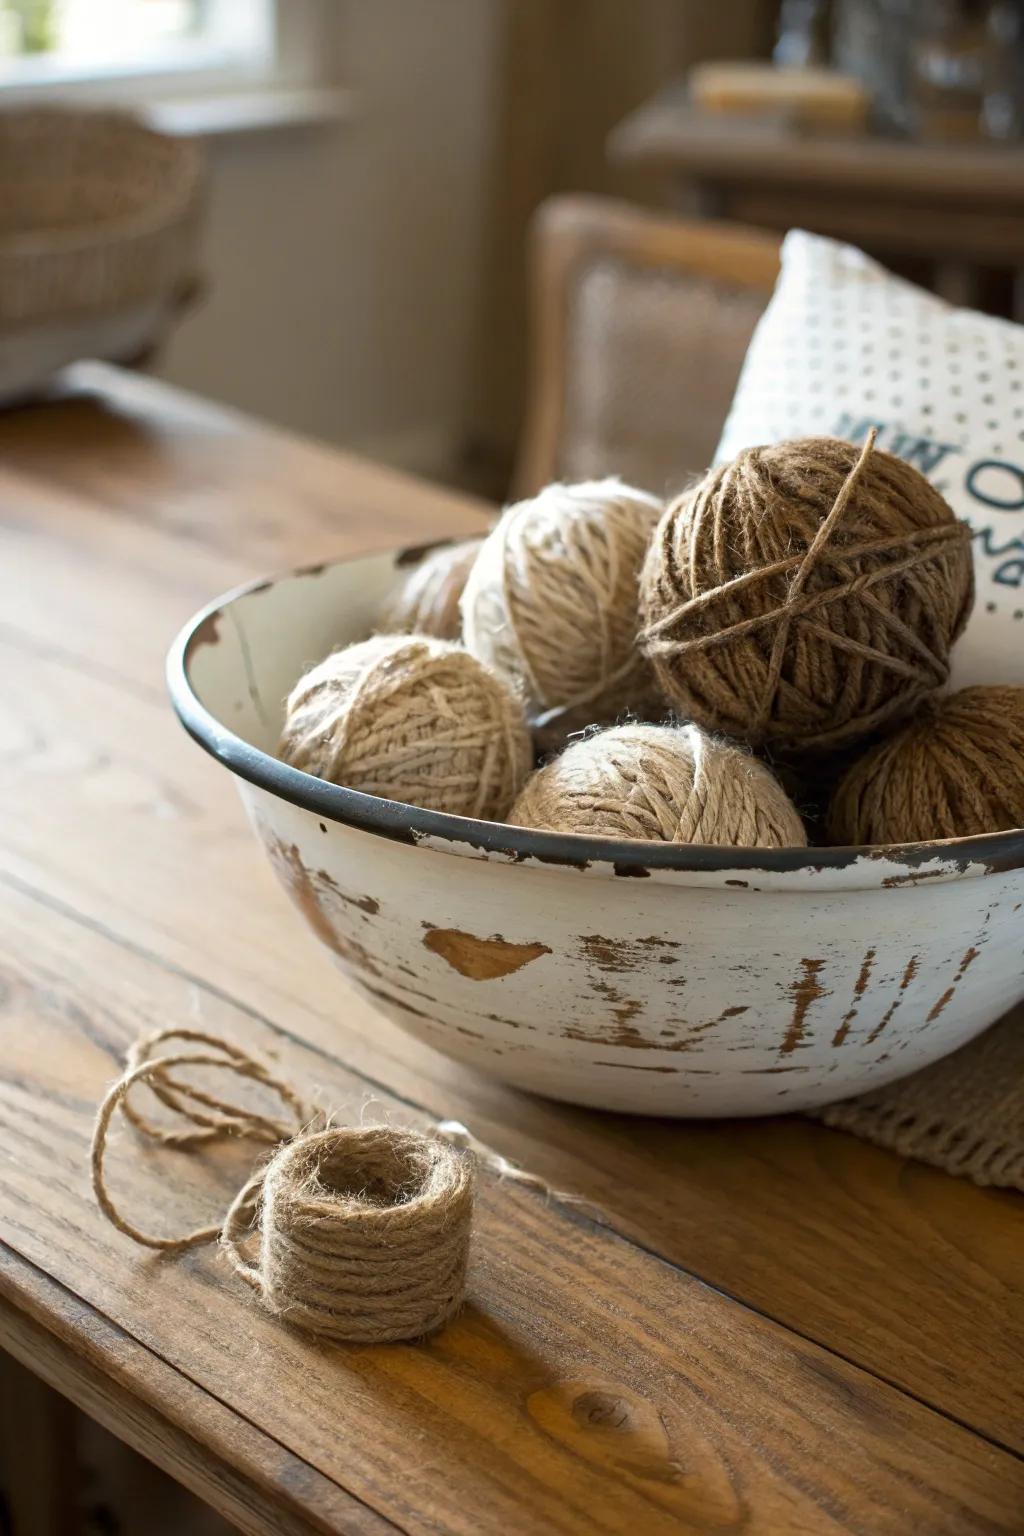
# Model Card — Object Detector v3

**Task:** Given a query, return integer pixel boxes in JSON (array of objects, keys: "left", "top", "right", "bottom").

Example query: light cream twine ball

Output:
[
  {"left": 280, "top": 634, "right": 532, "bottom": 820},
  {"left": 507, "top": 722, "right": 807, "bottom": 846},
  {"left": 461, "top": 479, "right": 665, "bottom": 735},
  {"left": 378, "top": 537, "right": 485, "bottom": 642}
]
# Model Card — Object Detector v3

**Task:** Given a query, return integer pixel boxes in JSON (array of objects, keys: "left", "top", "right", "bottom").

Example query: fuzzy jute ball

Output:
[
  {"left": 507, "top": 722, "right": 807, "bottom": 847},
  {"left": 279, "top": 634, "right": 532, "bottom": 820},
  {"left": 461, "top": 479, "right": 665, "bottom": 735},
  {"left": 639, "top": 433, "right": 974, "bottom": 755},
  {"left": 827, "top": 685, "right": 1024, "bottom": 845},
  {"left": 378, "top": 537, "right": 484, "bottom": 642}
]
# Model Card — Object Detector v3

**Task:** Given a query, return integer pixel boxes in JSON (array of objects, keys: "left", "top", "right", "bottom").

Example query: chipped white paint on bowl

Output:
[{"left": 168, "top": 546, "right": 1024, "bottom": 1117}]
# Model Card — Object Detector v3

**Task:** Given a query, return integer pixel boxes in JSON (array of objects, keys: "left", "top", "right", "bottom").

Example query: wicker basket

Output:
[{"left": 0, "top": 105, "right": 203, "bottom": 330}]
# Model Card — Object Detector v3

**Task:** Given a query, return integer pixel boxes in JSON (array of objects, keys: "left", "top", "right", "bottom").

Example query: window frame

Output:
[{"left": 0, "top": 0, "right": 337, "bottom": 112}]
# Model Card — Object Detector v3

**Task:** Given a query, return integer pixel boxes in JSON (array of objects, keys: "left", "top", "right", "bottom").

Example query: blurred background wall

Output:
[
  {"left": 5, "top": 0, "right": 1020, "bottom": 495},
  {"left": 155, "top": 0, "right": 776, "bottom": 487},
  {"left": 158, "top": 0, "right": 503, "bottom": 482}
]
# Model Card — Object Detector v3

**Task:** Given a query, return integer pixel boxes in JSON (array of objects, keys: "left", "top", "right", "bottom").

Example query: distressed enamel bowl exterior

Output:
[{"left": 168, "top": 545, "right": 1024, "bottom": 1117}]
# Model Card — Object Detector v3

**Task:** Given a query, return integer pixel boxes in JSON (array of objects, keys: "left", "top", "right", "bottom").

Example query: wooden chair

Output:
[{"left": 516, "top": 194, "right": 782, "bottom": 499}]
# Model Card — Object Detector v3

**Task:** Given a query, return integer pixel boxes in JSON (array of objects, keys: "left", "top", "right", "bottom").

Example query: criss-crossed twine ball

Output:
[{"left": 639, "top": 431, "right": 974, "bottom": 755}]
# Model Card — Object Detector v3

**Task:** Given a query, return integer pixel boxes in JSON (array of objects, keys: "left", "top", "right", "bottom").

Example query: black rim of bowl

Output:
[{"left": 165, "top": 561, "right": 1024, "bottom": 881}]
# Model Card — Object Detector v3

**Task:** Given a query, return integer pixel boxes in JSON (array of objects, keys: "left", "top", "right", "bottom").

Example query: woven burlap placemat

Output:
[{"left": 813, "top": 1005, "right": 1024, "bottom": 1190}]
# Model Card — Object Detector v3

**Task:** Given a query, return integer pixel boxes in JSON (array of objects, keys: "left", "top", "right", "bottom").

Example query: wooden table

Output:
[
  {"left": 609, "top": 85, "right": 1024, "bottom": 313},
  {"left": 0, "top": 364, "right": 1021, "bottom": 1536}
]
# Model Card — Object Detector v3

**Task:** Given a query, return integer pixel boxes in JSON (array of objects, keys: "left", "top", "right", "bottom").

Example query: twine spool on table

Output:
[
  {"left": 279, "top": 633, "right": 532, "bottom": 820},
  {"left": 508, "top": 722, "right": 807, "bottom": 847},
  {"left": 827, "top": 685, "right": 1024, "bottom": 845},
  {"left": 639, "top": 433, "right": 974, "bottom": 755},
  {"left": 91, "top": 1029, "right": 474, "bottom": 1343},
  {"left": 461, "top": 479, "right": 665, "bottom": 737},
  {"left": 378, "top": 538, "right": 484, "bottom": 642}
]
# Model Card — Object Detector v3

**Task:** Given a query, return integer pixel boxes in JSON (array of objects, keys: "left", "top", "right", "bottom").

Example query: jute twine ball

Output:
[
  {"left": 378, "top": 537, "right": 484, "bottom": 641},
  {"left": 639, "top": 433, "right": 974, "bottom": 755},
  {"left": 827, "top": 685, "right": 1024, "bottom": 845},
  {"left": 279, "top": 634, "right": 532, "bottom": 820},
  {"left": 91, "top": 1029, "right": 474, "bottom": 1344},
  {"left": 461, "top": 478, "right": 665, "bottom": 735},
  {"left": 508, "top": 722, "right": 807, "bottom": 847}
]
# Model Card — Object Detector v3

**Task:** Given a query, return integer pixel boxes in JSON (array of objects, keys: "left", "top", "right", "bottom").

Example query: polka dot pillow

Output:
[{"left": 716, "top": 231, "right": 1024, "bottom": 685}]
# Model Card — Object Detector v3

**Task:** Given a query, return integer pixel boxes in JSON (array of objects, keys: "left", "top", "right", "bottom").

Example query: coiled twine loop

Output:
[{"left": 91, "top": 1029, "right": 474, "bottom": 1343}]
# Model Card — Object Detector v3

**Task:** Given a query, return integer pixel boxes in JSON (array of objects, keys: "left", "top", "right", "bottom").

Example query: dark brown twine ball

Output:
[
  {"left": 827, "top": 685, "right": 1024, "bottom": 845},
  {"left": 639, "top": 432, "right": 975, "bottom": 755}
]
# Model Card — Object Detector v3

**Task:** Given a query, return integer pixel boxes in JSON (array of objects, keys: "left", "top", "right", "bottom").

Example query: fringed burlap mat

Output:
[{"left": 813, "top": 1005, "right": 1024, "bottom": 1191}]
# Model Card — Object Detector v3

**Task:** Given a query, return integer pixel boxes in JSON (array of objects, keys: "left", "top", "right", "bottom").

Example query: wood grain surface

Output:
[
  {"left": 0, "top": 364, "right": 1021, "bottom": 1534},
  {"left": 0, "top": 1247, "right": 389, "bottom": 1536}
]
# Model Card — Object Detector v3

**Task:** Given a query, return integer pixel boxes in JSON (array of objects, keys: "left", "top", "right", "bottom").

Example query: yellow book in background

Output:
[{"left": 689, "top": 61, "right": 869, "bottom": 135}]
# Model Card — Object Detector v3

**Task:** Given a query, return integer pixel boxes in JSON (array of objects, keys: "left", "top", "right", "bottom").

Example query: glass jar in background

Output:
[
  {"left": 833, "top": 0, "right": 916, "bottom": 134},
  {"left": 909, "top": 0, "right": 990, "bottom": 140},
  {"left": 774, "top": 0, "right": 833, "bottom": 67},
  {"left": 835, "top": 0, "right": 1023, "bottom": 140},
  {"left": 983, "top": 0, "right": 1024, "bottom": 139}
]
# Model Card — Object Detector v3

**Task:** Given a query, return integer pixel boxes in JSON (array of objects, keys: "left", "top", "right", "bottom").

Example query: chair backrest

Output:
[{"left": 516, "top": 195, "right": 782, "bottom": 499}]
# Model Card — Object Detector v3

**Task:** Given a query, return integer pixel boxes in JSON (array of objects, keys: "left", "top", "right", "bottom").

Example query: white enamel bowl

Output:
[{"left": 168, "top": 544, "right": 1024, "bottom": 1117}]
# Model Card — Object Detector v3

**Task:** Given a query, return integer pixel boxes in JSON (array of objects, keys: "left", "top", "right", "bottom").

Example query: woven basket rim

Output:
[{"left": 0, "top": 105, "right": 203, "bottom": 258}]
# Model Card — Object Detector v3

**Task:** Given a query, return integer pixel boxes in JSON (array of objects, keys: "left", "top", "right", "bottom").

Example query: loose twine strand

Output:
[{"left": 91, "top": 1028, "right": 586, "bottom": 1344}]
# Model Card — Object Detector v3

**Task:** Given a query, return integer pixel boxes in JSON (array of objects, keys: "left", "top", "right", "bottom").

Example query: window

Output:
[
  {"left": 0, "top": 0, "right": 275, "bottom": 90},
  {"left": 0, "top": 2, "right": 345, "bottom": 137}
]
